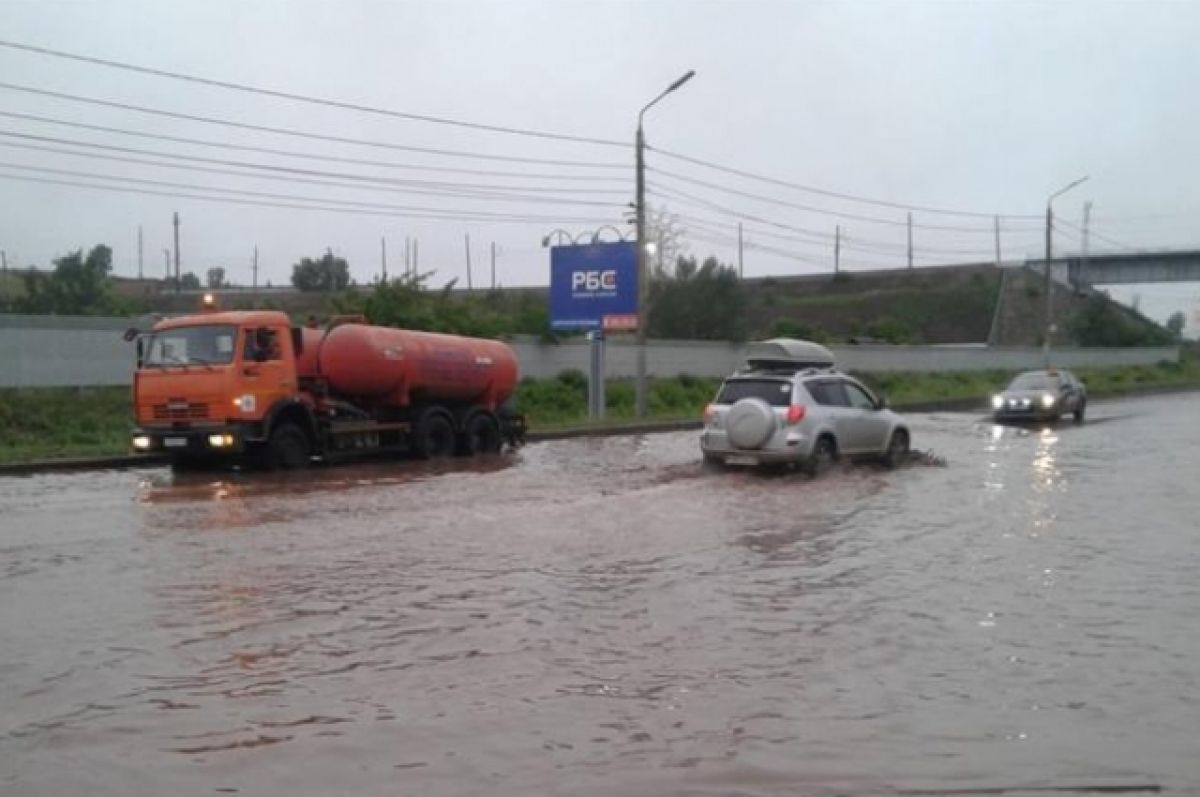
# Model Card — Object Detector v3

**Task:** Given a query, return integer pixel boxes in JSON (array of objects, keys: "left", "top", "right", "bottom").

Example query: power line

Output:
[
  {"left": 0, "top": 161, "right": 616, "bottom": 219},
  {"left": 0, "top": 132, "right": 625, "bottom": 207},
  {"left": 649, "top": 166, "right": 1039, "bottom": 233},
  {"left": 686, "top": 228, "right": 899, "bottom": 271},
  {"left": 0, "top": 168, "right": 617, "bottom": 226},
  {"left": 648, "top": 184, "right": 1038, "bottom": 256},
  {"left": 1056, "top": 218, "right": 1144, "bottom": 251},
  {"left": 0, "top": 109, "right": 633, "bottom": 184},
  {"left": 649, "top": 144, "right": 1042, "bottom": 220},
  {"left": 679, "top": 209, "right": 1006, "bottom": 261},
  {"left": 0, "top": 39, "right": 629, "bottom": 148},
  {"left": 0, "top": 82, "right": 630, "bottom": 169}
]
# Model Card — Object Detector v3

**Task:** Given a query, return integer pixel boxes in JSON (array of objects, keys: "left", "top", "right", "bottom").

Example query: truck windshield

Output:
[{"left": 143, "top": 325, "right": 237, "bottom": 367}]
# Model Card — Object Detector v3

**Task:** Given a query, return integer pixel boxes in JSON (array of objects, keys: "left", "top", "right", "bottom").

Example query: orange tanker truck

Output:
[{"left": 128, "top": 301, "right": 524, "bottom": 468}]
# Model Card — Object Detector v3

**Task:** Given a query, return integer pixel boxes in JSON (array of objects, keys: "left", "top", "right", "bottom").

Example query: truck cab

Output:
[{"left": 130, "top": 309, "right": 311, "bottom": 464}]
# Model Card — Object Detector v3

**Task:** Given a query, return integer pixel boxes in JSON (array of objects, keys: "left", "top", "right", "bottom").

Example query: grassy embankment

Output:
[{"left": 2, "top": 359, "right": 1199, "bottom": 465}]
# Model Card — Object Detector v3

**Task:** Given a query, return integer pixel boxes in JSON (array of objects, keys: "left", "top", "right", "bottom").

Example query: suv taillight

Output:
[
  {"left": 703, "top": 403, "right": 716, "bottom": 425},
  {"left": 786, "top": 404, "right": 806, "bottom": 424}
]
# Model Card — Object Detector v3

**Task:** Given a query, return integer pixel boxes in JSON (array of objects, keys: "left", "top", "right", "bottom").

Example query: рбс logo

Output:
[{"left": 571, "top": 269, "right": 618, "bottom": 296}]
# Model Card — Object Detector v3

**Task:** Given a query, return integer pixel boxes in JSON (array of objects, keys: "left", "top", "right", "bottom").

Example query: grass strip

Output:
[{"left": 2, "top": 360, "right": 1197, "bottom": 465}]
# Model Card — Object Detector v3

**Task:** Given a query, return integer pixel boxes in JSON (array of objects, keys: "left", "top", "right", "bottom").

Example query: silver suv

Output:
[{"left": 699, "top": 339, "right": 911, "bottom": 473}]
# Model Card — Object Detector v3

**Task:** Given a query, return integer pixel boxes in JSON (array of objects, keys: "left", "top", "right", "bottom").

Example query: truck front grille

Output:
[{"left": 152, "top": 400, "right": 211, "bottom": 421}]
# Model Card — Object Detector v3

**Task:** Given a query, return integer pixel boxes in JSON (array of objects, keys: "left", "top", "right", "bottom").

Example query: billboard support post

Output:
[
  {"left": 588, "top": 330, "right": 606, "bottom": 420},
  {"left": 548, "top": 240, "right": 637, "bottom": 421}
]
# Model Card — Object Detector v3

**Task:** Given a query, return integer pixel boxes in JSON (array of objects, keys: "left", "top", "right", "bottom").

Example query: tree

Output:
[
  {"left": 18, "top": 244, "right": 117, "bottom": 315},
  {"left": 646, "top": 204, "right": 689, "bottom": 279},
  {"left": 647, "top": 254, "right": 748, "bottom": 341},
  {"left": 1166, "top": 311, "right": 1186, "bottom": 340},
  {"left": 206, "top": 267, "right": 227, "bottom": 289},
  {"left": 1069, "top": 295, "right": 1172, "bottom": 347},
  {"left": 292, "top": 249, "right": 350, "bottom": 292}
]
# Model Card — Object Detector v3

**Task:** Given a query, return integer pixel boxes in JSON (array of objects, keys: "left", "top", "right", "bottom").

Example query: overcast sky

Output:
[{"left": 0, "top": 0, "right": 1197, "bottom": 331}]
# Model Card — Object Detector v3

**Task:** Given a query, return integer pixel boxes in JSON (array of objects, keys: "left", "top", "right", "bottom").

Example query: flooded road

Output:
[{"left": 2, "top": 392, "right": 1198, "bottom": 796}]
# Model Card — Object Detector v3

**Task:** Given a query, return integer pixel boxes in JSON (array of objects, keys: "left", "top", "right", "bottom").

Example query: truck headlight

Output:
[
  {"left": 1040, "top": 394, "right": 1056, "bottom": 408},
  {"left": 207, "top": 434, "right": 235, "bottom": 448},
  {"left": 132, "top": 435, "right": 152, "bottom": 450},
  {"left": 991, "top": 395, "right": 1004, "bottom": 410},
  {"left": 233, "top": 394, "right": 256, "bottom": 413}
]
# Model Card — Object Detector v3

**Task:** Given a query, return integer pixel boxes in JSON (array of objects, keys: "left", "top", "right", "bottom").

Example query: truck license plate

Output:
[
  {"left": 725, "top": 455, "right": 758, "bottom": 466},
  {"left": 164, "top": 437, "right": 187, "bottom": 448}
]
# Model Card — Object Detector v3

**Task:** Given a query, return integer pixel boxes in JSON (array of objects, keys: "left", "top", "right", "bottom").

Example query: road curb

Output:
[
  {"left": 2, "top": 384, "right": 1195, "bottom": 475},
  {"left": 0, "top": 453, "right": 170, "bottom": 476}
]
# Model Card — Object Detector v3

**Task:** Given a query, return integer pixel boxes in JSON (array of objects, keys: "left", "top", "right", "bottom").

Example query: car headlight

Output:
[
  {"left": 207, "top": 434, "right": 235, "bottom": 448},
  {"left": 991, "top": 395, "right": 1004, "bottom": 410},
  {"left": 233, "top": 394, "right": 256, "bottom": 413},
  {"left": 1040, "top": 394, "right": 1056, "bottom": 408},
  {"left": 132, "top": 435, "right": 151, "bottom": 450}
]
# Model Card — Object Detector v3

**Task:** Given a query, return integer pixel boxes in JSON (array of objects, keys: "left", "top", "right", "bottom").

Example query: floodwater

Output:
[{"left": 1, "top": 393, "right": 1198, "bottom": 797}]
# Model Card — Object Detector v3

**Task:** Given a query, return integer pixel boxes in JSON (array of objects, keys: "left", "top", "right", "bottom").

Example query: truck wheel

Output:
[
  {"left": 266, "top": 423, "right": 311, "bottom": 470},
  {"left": 413, "top": 412, "right": 455, "bottom": 459},
  {"left": 461, "top": 413, "right": 502, "bottom": 456},
  {"left": 1074, "top": 400, "right": 1086, "bottom": 424}
]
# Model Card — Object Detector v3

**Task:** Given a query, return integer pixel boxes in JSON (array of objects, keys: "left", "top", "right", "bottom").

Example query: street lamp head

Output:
[
  {"left": 1048, "top": 175, "right": 1090, "bottom": 205},
  {"left": 667, "top": 70, "right": 696, "bottom": 93}
]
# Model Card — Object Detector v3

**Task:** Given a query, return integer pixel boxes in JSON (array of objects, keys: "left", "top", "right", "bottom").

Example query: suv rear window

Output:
[{"left": 716, "top": 378, "right": 793, "bottom": 406}]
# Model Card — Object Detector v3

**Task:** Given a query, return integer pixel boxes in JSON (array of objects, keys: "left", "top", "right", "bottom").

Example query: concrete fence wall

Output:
[{"left": 0, "top": 314, "right": 1180, "bottom": 389}]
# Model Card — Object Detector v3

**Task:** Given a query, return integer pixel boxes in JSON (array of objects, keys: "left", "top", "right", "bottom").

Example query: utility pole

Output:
[
  {"left": 1043, "top": 204, "right": 1053, "bottom": 363},
  {"left": 738, "top": 222, "right": 744, "bottom": 279},
  {"left": 252, "top": 245, "right": 259, "bottom": 295},
  {"left": 834, "top": 225, "right": 841, "bottom": 274},
  {"left": 381, "top": 236, "right": 387, "bottom": 283},
  {"left": 413, "top": 238, "right": 419, "bottom": 276},
  {"left": 172, "top": 211, "right": 181, "bottom": 293},
  {"left": 163, "top": 248, "right": 171, "bottom": 281},
  {"left": 1, "top": 249, "right": 7, "bottom": 277},
  {"left": 906, "top": 212, "right": 913, "bottom": 270},
  {"left": 1080, "top": 201, "right": 1093, "bottom": 290},
  {"left": 404, "top": 236, "right": 411, "bottom": 280},
  {"left": 635, "top": 69, "right": 695, "bottom": 418},
  {"left": 993, "top": 215, "right": 1002, "bottom": 268},
  {"left": 490, "top": 241, "right": 497, "bottom": 290},
  {"left": 464, "top": 233, "right": 473, "bottom": 290},
  {"left": 137, "top": 225, "right": 144, "bottom": 280},
  {"left": 1043, "top": 176, "right": 1089, "bottom": 368},
  {"left": 636, "top": 120, "right": 648, "bottom": 416}
]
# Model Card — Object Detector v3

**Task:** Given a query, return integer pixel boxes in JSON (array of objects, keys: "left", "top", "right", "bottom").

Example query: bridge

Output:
[{"left": 1025, "top": 249, "right": 1200, "bottom": 287}]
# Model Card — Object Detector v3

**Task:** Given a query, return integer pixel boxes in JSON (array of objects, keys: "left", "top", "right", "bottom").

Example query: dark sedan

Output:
[{"left": 992, "top": 369, "right": 1087, "bottom": 423}]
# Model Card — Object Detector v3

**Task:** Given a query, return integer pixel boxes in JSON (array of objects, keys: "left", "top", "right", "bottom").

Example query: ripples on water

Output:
[{"left": 1, "top": 396, "right": 1197, "bottom": 796}]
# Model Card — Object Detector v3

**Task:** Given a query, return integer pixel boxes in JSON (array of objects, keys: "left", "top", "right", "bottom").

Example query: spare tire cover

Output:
[{"left": 726, "top": 398, "right": 776, "bottom": 450}]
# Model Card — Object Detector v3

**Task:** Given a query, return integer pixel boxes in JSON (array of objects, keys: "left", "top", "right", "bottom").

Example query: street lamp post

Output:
[
  {"left": 635, "top": 69, "right": 695, "bottom": 417},
  {"left": 1043, "top": 176, "right": 1089, "bottom": 367}
]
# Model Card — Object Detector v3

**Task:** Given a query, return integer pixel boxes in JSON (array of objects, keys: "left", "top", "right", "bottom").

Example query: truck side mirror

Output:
[
  {"left": 291, "top": 327, "right": 304, "bottom": 356},
  {"left": 122, "top": 327, "right": 140, "bottom": 342}
]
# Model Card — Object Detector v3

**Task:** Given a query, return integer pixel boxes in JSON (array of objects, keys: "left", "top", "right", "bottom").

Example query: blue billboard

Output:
[{"left": 548, "top": 241, "right": 639, "bottom": 331}]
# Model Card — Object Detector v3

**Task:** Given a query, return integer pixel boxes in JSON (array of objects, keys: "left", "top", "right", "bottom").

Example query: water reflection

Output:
[
  {"left": 136, "top": 454, "right": 518, "bottom": 506},
  {"left": 4, "top": 398, "right": 1198, "bottom": 795}
]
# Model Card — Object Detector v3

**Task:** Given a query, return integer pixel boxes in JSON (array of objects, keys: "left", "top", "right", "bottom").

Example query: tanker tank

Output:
[{"left": 296, "top": 324, "right": 518, "bottom": 410}]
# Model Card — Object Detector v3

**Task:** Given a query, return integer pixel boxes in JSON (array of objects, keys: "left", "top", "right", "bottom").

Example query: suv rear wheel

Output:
[{"left": 805, "top": 436, "right": 836, "bottom": 477}]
